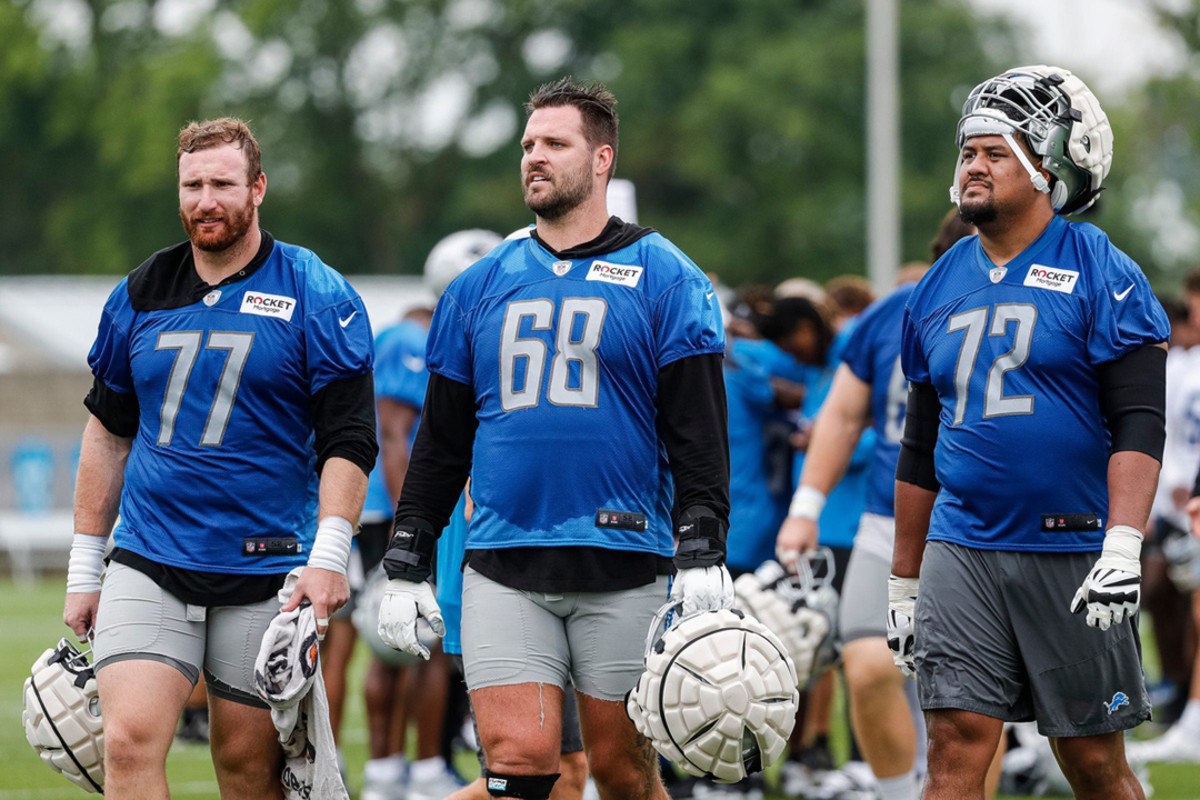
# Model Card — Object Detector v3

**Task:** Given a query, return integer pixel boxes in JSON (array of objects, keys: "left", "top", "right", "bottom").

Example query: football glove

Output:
[
  {"left": 1070, "top": 524, "right": 1142, "bottom": 631},
  {"left": 377, "top": 579, "right": 445, "bottom": 659},
  {"left": 670, "top": 565, "right": 735, "bottom": 618},
  {"left": 886, "top": 574, "right": 918, "bottom": 679}
]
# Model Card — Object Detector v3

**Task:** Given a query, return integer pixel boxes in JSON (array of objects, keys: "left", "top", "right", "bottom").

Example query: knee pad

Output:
[{"left": 484, "top": 770, "right": 560, "bottom": 799}]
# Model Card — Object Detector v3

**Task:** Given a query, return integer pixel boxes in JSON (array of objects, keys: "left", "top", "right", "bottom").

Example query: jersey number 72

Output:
[{"left": 946, "top": 303, "right": 1037, "bottom": 425}]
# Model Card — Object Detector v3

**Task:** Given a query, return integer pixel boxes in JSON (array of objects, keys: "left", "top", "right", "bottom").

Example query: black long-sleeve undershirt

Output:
[{"left": 393, "top": 353, "right": 730, "bottom": 592}]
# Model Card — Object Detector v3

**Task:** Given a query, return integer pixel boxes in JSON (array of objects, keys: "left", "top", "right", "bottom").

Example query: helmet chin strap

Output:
[
  {"left": 949, "top": 129, "right": 1050, "bottom": 207},
  {"left": 1003, "top": 132, "right": 1050, "bottom": 195}
]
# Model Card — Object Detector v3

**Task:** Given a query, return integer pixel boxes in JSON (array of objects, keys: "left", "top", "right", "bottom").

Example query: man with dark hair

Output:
[
  {"left": 929, "top": 207, "right": 976, "bottom": 263},
  {"left": 889, "top": 66, "right": 1167, "bottom": 800},
  {"left": 63, "top": 117, "right": 377, "bottom": 798},
  {"left": 1185, "top": 268, "right": 1200, "bottom": 332},
  {"left": 376, "top": 77, "right": 731, "bottom": 800}
]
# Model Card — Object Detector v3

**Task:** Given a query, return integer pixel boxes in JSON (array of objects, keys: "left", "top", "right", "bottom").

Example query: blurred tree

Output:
[
  {"left": 589, "top": 0, "right": 1019, "bottom": 285},
  {"left": 6, "top": 0, "right": 1181, "bottom": 292},
  {"left": 1079, "top": 4, "right": 1200, "bottom": 289}
]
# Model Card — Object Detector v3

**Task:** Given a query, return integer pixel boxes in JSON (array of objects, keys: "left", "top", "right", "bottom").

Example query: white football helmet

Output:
[
  {"left": 1163, "top": 529, "right": 1200, "bottom": 592},
  {"left": 22, "top": 638, "right": 104, "bottom": 793},
  {"left": 734, "top": 551, "right": 840, "bottom": 689},
  {"left": 952, "top": 65, "right": 1112, "bottom": 215},
  {"left": 626, "top": 601, "right": 799, "bottom": 784},
  {"left": 423, "top": 229, "right": 503, "bottom": 297},
  {"left": 352, "top": 566, "right": 436, "bottom": 667}
]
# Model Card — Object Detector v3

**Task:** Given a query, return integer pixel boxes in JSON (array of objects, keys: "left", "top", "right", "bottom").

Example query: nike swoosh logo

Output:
[
  {"left": 339, "top": 311, "right": 358, "bottom": 328},
  {"left": 706, "top": 292, "right": 715, "bottom": 300},
  {"left": 1113, "top": 284, "right": 1134, "bottom": 302}
]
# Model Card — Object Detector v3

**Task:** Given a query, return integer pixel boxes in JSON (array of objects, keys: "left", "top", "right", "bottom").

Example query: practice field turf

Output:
[{"left": 1, "top": 575, "right": 1197, "bottom": 799}]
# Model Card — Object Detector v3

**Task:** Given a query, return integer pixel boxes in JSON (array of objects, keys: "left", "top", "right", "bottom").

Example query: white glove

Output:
[
  {"left": 887, "top": 574, "right": 918, "bottom": 679},
  {"left": 1070, "top": 524, "right": 1142, "bottom": 631},
  {"left": 670, "top": 565, "right": 735, "bottom": 617},
  {"left": 378, "top": 579, "right": 445, "bottom": 659}
]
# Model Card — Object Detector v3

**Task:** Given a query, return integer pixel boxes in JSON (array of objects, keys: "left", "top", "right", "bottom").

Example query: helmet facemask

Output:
[{"left": 951, "top": 66, "right": 1112, "bottom": 216}]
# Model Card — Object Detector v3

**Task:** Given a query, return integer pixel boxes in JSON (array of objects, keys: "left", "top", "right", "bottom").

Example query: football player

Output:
[
  {"left": 63, "top": 118, "right": 376, "bottom": 797},
  {"left": 1126, "top": 284, "right": 1200, "bottom": 764},
  {"left": 775, "top": 218, "right": 980, "bottom": 800},
  {"left": 890, "top": 66, "right": 1168, "bottom": 800},
  {"left": 377, "top": 77, "right": 731, "bottom": 800}
]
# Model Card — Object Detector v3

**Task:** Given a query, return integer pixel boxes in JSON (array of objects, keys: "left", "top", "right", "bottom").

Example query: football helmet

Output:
[
  {"left": 734, "top": 551, "right": 840, "bottom": 688},
  {"left": 952, "top": 65, "right": 1112, "bottom": 214},
  {"left": 22, "top": 638, "right": 104, "bottom": 793},
  {"left": 1163, "top": 528, "right": 1200, "bottom": 592},
  {"left": 352, "top": 566, "right": 436, "bottom": 667},
  {"left": 626, "top": 601, "right": 799, "bottom": 784},
  {"left": 423, "top": 229, "right": 503, "bottom": 297}
]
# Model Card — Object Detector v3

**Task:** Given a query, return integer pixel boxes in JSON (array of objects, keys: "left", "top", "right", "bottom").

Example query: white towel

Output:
[{"left": 254, "top": 568, "right": 348, "bottom": 800}]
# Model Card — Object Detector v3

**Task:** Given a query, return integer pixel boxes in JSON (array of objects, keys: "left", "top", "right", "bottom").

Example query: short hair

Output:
[
  {"left": 1185, "top": 269, "right": 1200, "bottom": 297},
  {"left": 825, "top": 275, "right": 875, "bottom": 317},
  {"left": 1159, "top": 295, "right": 1188, "bottom": 324},
  {"left": 727, "top": 284, "right": 776, "bottom": 325},
  {"left": 896, "top": 261, "right": 931, "bottom": 286},
  {"left": 526, "top": 77, "right": 619, "bottom": 179},
  {"left": 774, "top": 277, "right": 827, "bottom": 304},
  {"left": 177, "top": 118, "right": 262, "bottom": 183},
  {"left": 756, "top": 296, "right": 833, "bottom": 355},
  {"left": 931, "top": 208, "right": 976, "bottom": 261}
]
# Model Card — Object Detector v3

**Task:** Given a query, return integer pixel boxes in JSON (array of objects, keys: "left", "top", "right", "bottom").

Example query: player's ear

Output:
[
  {"left": 252, "top": 170, "right": 267, "bottom": 206},
  {"left": 594, "top": 144, "right": 613, "bottom": 180}
]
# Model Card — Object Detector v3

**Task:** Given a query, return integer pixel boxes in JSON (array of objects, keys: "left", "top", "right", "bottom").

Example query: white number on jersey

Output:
[
  {"left": 155, "top": 330, "right": 255, "bottom": 446},
  {"left": 884, "top": 355, "right": 907, "bottom": 443},
  {"left": 500, "top": 298, "right": 609, "bottom": 412},
  {"left": 946, "top": 303, "right": 1037, "bottom": 425}
]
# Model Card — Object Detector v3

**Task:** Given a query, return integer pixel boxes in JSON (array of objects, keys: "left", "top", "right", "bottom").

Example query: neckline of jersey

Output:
[
  {"left": 528, "top": 216, "right": 654, "bottom": 272},
  {"left": 972, "top": 215, "right": 1067, "bottom": 282}
]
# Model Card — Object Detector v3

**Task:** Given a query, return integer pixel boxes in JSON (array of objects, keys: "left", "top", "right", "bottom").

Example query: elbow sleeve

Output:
[
  {"left": 1099, "top": 346, "right": 1166, "bottom": 462},
  {"left": 895, "top": 381, "right": 941, "bottom": 493}
]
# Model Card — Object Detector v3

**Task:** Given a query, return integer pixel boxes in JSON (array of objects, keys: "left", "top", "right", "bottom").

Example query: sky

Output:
[{"left": 969, "top": 0, "right": 1189, "bottom": 96}]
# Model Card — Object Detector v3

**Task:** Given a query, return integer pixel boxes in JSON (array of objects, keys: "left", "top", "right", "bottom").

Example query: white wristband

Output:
[
  {"left": 66, "top": 534, "right": 107, "bottom": 594},
  {"left": 788, "top": 485, "right": 827, "bottom": 521},
  {"left": 1098, "top": 524, "right": 1143, "bottom": 576},
  {"left": 308, "top": 516, "right": 354, "bottom": 574}
]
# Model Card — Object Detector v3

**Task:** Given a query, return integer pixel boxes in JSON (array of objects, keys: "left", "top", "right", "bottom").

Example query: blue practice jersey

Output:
[
  {"left": 363, "top": 320, "right": 430, "bottom": 520},
  {"left": 840, "top": 285, "right": 914, "bottom": 517},
  {"left": 436, "top": 492, "right": 471, "bottom": 655},
  {"left": 902, "top": 216, "right": 1169, "bottom": 551},
  {"left": 732, "top": 337, "right": 815, "bottom": 387},
  {"left": 426, "top": 229, "right": 725, "bottom": 555},
  {"left": 88, "top": 238, "right": 373, "bottom": 574},
  {"left": 796, "top": 322, "right": 874, "bottom": 549},
  {"left": 725, "top": 338, "right": 794, "bottom": 572}
]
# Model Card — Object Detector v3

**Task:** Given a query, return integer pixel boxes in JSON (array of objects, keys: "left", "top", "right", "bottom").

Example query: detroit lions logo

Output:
[{"left": 1105, "top": 692, "right": 1130, "bottom": 716}]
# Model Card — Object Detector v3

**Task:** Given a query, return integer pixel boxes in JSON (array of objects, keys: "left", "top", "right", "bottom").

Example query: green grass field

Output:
[{"left": 2, "top": 575, "right": 1198, "bottom": 799}]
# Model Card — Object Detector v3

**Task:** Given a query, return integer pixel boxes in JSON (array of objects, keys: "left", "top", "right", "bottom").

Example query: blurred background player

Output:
[
  {"left": 695, "top": 291, "right": 827, "bottom": 799},
  {"left": 1135, "top": 293, "right": 1200, "bottom": 731},
  {"left": 775, "top": 214, "right": 984, "bottom": 800},
  {"left": 777, "top": 278, "right": 877, "bottom": 800},
  {"left": 1127, "top": 277, "right": 1200, "bottom": 766},
  {"left": 890, "top": 65, "right": 1167, "bottom": 800},
  {"left": 63, "top": 117, "right": 376, "bottom": 798},
  {"left": 359, "top": 230, "right": 503, "bottom": 800}
]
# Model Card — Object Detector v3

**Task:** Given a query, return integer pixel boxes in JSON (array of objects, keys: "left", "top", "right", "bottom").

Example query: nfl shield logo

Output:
[
  {"left": 599, "top": 513, "right": 609, "bottom": 524},
  {"left": 989, "top": 267, "right": 1007, "bottom": 284},
  {"left": 204, "top": 290, "right": 222, "bottom": 306},
  {"left": 552, "top": 260, "right": 572, "bottom": 277}
]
